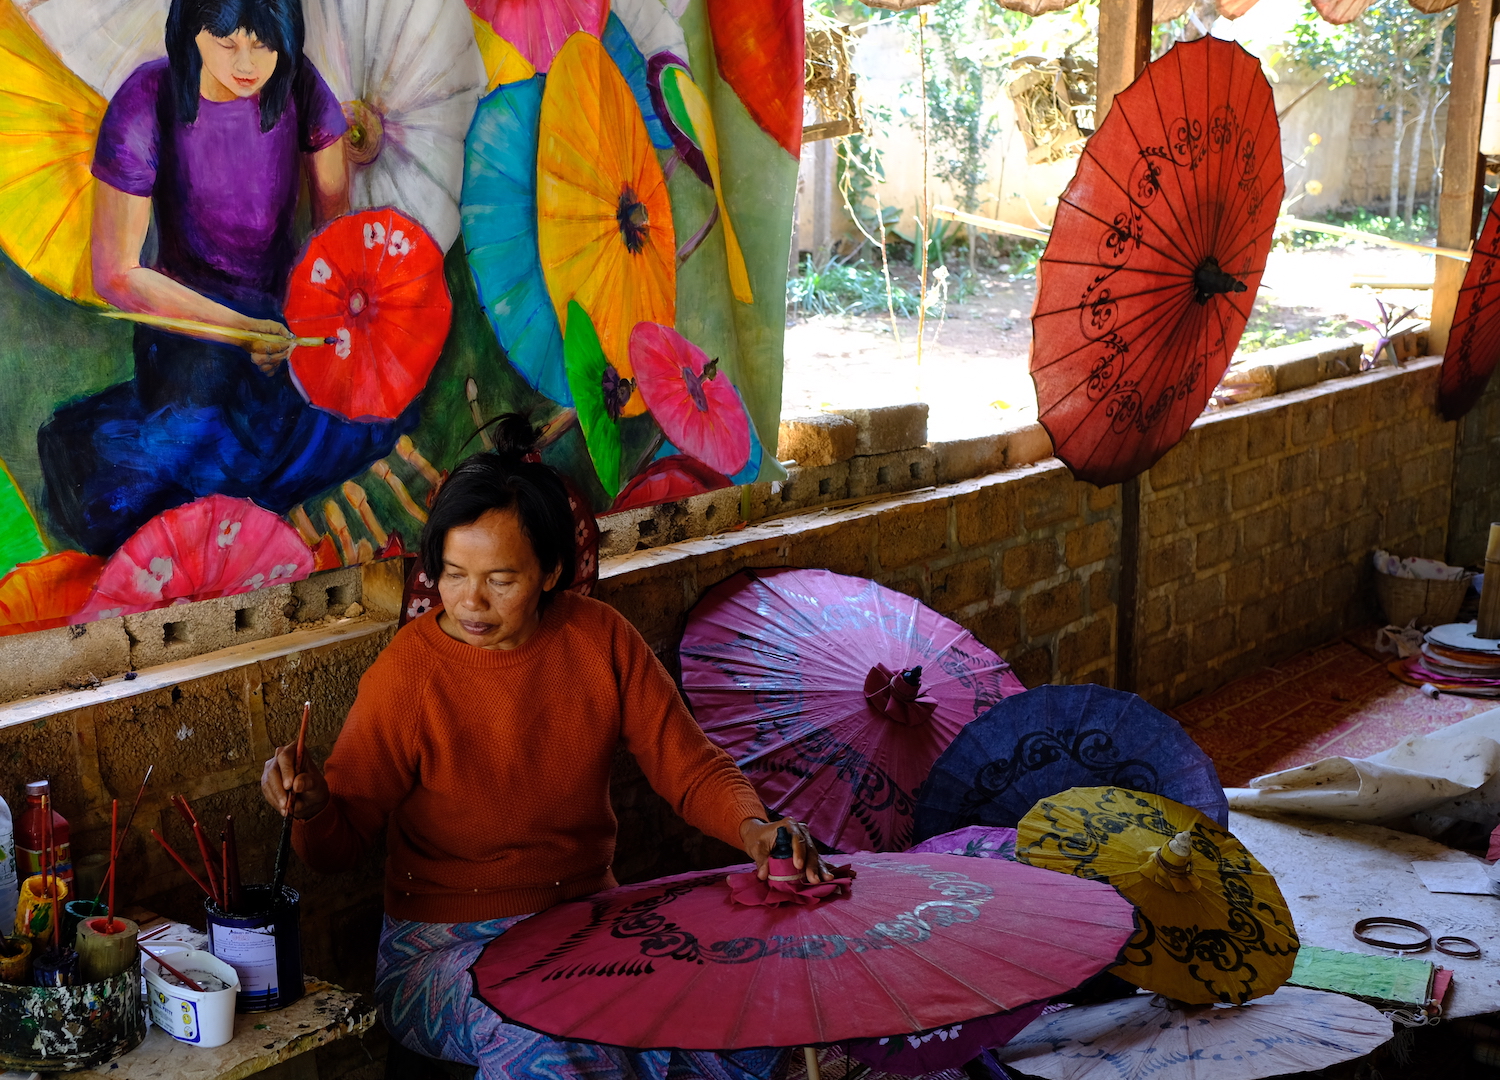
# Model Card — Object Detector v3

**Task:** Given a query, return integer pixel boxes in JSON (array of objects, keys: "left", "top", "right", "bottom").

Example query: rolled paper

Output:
[
  {"left": 15, "top": 874, "right": 69, "bottom": 945},
  {"left": 76, "top": 916, "right": 139, "bottom": 982},
  {"left": 0, "top": 936, "right": 32, "bottom": 985}
]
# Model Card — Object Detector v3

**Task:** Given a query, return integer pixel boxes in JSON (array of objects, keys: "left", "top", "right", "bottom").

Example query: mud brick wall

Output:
[
  {"left": 1134, "top": 358, "right": 1456, "bottom": 706},
  {"left": 1448, "top": 374, "right": 1500, "bottom": 568}
]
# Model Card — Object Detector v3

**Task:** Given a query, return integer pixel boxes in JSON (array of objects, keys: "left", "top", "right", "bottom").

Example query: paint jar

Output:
[
  {"left": 0, "top": 967, "right": 145, "bottom": 1071},
  {"left": 31, "top": 946, "right": 78, "bottom": 987},
  {"left": 14, "top": 874, "right": 68, "bottom": 946},
  {"left": 0, "top": 936, "right": 31, "bottom": 985},
  {"left": 204, "top": 884, "right": 302, "bottom": 1012},
  {"left": 62, "top": 898, "right": 107, "bottom": 949},
  {"left": 142, "top": 948, "right": 240, "bottom": 1048},
  {"left": 16, "top": 782, "right": 71, "bottom": 888}
]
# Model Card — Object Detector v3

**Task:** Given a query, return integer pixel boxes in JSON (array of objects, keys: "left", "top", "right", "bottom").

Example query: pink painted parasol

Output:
[
  {"left": 629, "top": 322, "right": 752, "bottom": 477},
  {"left": 468, "top": 0, "right": 608, "bottom": 72},
  {"left": 679, "top": 568, "right": 1026, "bottom": 853},
  {"left": 470, "top": 852, "right": 1137, "bottom": 1050},
  {"left": 81, "top": 495, "right": 312, "bottom": 619}
]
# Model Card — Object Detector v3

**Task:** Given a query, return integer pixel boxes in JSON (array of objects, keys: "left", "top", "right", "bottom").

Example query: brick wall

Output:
[
  {"left": 1449, "top": 374, "right": 1500, "bottom": 567},
  {"left": 1134, "top": 358, "right": 1454, "bottom": 705},
  {"left": 1338, "top": 85, "right": 1447, "bottom": 211}
]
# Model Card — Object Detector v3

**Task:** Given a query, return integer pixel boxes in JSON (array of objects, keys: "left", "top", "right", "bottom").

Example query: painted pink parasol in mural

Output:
[
  {"left": 466, "top": 0, "right": 607, "bottom": 72},
  {"left": 679, "top": 568, "right": 1026, "bottom": 853},
  {"left": 629, "top": 322, "right": 752, "bottom": 477},
  {"left": 286, "top": 208, "right": 453, "bottom": 422},
  {"left": 470, "top": 852, "right": 1137, "bottom": 1049},
  {"left": 610, "top": 454, "right": 728, "bottom": 513},
  {"left": 80, "top": 495, "right": 312, "bottom": 619}
]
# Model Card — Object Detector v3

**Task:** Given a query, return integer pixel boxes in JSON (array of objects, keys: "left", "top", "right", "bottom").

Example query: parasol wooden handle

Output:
[{"left": 101, "top": 311, "right": 336, "bottom": 349}]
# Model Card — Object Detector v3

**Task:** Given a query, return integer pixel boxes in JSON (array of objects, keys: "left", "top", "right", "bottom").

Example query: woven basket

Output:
[{"left": 1375, "top": 570, "right": 1471, "bottom": 628}]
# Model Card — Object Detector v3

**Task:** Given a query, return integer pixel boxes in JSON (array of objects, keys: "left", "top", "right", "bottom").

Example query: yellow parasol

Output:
[
  {"left": 1017, "top": 786, "right": 1299, "bottom": 1005},
  {"left": 472, "top": 14, "right": 536, "bottom": 92},
  {"left": 0, "top": 1, "right": 106, "bottom": 304},
  {"left": 537, "top": 31, "right": 674, "bottom": 419}
]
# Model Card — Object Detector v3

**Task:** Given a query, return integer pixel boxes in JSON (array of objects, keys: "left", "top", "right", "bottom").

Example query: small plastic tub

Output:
[{"left": 142, "top": 948, "right": 240, "bottom": 1048}]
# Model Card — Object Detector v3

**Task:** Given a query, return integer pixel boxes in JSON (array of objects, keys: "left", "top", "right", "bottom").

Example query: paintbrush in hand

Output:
[{"left": 269, "top": 701, "right": 311, "bottom": 910}]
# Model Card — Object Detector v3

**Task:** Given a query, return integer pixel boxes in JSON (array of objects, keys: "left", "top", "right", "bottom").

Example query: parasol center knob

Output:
[
  {"left": 617, "top": 186, "right": 651, "bottom": 255},
  {"left": 348, "top": 289, "right": 368, "bottom": 316},
  {"left": 343, "top": 100, "right": 384, "bottom": 167},
  {"left": 1192, "top": 257, "right": 1246, "bottom": 305}
]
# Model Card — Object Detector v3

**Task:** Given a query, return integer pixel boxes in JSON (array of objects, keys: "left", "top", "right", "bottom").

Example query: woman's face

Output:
[
  {"left": 437, "top": 508, "right": 563, "bottom": 651},
  {"left": 195, "top": 28, "right": 277, "bottom": 102}
]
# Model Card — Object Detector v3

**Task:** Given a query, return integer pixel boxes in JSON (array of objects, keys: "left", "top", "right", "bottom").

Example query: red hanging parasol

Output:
[
  {"left": 1440, "top": 195, "right": 1500, "bottom": 421},
  {"left": 470, "top": 852, "right": 1137, "bottom": 1050},
  {"left": 285, "top": 208, "right": 452, "bottom": 422},
  {"left": 80, "top": 495, "right": 313, "bottom": 620},
  {"left": 1030, "top": 36, "right": 1284, "bottom": 485},
  {"left": 679, "top": 568, "right": 1026, "bottom": 852}
]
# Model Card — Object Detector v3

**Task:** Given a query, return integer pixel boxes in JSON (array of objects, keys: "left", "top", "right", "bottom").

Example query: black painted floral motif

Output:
[{"left": 955, "top": 729, "right": 1160, "bottom": 825}]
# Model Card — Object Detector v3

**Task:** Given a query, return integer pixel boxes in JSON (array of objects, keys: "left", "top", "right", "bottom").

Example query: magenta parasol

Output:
[
  {"left": 470, "top": 852, "right": 1137, "bottom": 1050},
  {"left": 679, "top": 568, "right": 1026, "bottom": 853},
  {"left": 629, "top": 322, "right": 752, "bottom": 478}
]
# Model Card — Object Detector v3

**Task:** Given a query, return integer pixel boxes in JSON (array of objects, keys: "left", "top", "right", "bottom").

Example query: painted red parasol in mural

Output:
[
  {"left": 679, "top": 568, "right": 1026, "bottom": 853},
  {"left": 1439, "top": 196, "right": 1500, "bottom": 421},
  {"left": 470, "top": 852, "right": 1137, "bottom": 1050},
  {"left": 285, "top": 208, "right": 452, "bottom": 422},
  {"left": 1030, "top": 36, "right": 1284, "bottom": 485}
]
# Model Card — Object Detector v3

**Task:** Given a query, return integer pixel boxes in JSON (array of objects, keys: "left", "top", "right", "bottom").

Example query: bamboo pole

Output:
[
  {"left": 1478, "top": 522, "right": 1500, "bottom": 640},
  {"left": 930, "top": 205, "right": 1051, "bottom": 243},
  {"left": 1278, "top": 217, "right": 1472, "bottom": 262}
]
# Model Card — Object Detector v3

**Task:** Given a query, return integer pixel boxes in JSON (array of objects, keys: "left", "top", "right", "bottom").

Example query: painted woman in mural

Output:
[{"left": 37, "top": 0, "right": 418, "bottom": 556}]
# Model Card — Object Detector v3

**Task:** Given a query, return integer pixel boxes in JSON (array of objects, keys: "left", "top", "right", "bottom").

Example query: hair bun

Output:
[{"left": 484, "top": 413, "right": 542, "bottom": 460}]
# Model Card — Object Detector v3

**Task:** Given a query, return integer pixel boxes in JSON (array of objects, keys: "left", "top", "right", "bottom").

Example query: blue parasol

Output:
[
  {"left": 461, "top": 76, "right": 570, "bottom": 406},
  {"left": 913, "top": 684, "right": 1227, "bottom": 841},
  {"left": 602, "top": 13, "right": 671, "bottom": 149}
]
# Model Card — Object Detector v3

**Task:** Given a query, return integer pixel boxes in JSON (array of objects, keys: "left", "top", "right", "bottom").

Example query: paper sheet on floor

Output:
[
  {"left": 1411, "top": 859, "right": 1500, "bottom": 895},
  {"left": 1224, "top": 705, "right": 1500, "bottom": 826}
]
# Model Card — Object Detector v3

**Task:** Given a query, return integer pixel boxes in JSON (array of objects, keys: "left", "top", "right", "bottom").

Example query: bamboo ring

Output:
[
  {"left": 1435, "top": 936, "right": 1482, "bottom": 959},
  {"left": 1353, "top": 917, "right": 1431, "bottom": 953}
]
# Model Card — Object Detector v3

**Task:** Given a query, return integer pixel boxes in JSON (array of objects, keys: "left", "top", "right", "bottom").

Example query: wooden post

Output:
[
  {"left": 1095, "top": 0, "right": 1153, "bottom": 128},
  {"left": 1430, "top": 0, "right": 1495, "bottom": 353},
  {"left": 1095, "top": 0, "right": 1153, "bottom": 693},
  {"left": 1479, "top": 522, "right": 1500, "bottom": 640}
]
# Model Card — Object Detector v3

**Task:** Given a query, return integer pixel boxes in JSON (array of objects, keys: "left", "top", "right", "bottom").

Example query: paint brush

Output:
[
  {"left": 150, "top": 829, "right": 215, "bottom": 900},
  {"left": 44, "top": 794, "right": 59, "bottom": 950},
  {"left": 93, "top": 764, "right": 152, "bottom": 905},
  {"left": 100, "top": 310, "right": 337, "bottom": 348},
  {"left": 269, "top": 702, "right": 312, "bottom": 909},
  {"left": 106, "top": 798, "right": 119, "bottom": 933},
  {"left": 140, "top": 945, "right": 205, "bottom": 992},
  {"left": 225, "top": 815, "right": 242, "bottom": 914}
]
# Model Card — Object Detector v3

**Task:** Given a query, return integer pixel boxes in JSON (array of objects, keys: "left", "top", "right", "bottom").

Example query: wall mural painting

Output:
[{"left": 0, "top": 0, "right": 803, "bottom": 636}]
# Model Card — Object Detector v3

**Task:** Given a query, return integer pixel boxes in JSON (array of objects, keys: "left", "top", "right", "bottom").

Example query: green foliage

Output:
[
  {"left": 891, "top": 211, "right": 960, "bottom": 267},
  {"left": 1236, "top": 299, "right": 1323, "bottom": 354},
  {"left": 1282, "top": 0, "right": 1450, "bottom": 92},
  {"left": 786, "top": 259, "right": 923, "bottom": 318}
]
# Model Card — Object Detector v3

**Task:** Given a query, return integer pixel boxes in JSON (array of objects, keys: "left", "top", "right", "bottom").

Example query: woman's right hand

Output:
[
  {"left": 260, "top": 743, "right": 330, "bottom": 820},
  {"left": 241, "top": 318, "right": 296, "bottom": 374}
]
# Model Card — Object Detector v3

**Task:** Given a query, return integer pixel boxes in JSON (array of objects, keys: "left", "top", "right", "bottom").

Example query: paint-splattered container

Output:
[
  {"left": 0, "top": 969, "right": 145, "bottom": 1072},
  {"left": 204, "top": 884, "right": 303, "bottom": 1012}
]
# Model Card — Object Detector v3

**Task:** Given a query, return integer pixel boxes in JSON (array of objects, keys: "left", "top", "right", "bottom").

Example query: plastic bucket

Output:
[
  {"left": 204, "top": 884, "right": 302, "bottom": 1012},
  {"left": 143, "top": 948, "right": 240, "bottom": 1048}
]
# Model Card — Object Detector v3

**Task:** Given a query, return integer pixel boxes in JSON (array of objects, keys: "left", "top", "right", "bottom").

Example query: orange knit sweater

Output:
[{"left": 293, "top": 592, "right": 767, "bottom": 922}]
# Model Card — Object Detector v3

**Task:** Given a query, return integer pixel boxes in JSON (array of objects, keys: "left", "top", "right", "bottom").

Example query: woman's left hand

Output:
[{"left": 740, "top": 817, "right": 831, "bottom": 884}]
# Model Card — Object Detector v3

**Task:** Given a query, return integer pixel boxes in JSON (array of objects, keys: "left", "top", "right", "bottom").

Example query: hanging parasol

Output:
[
  {"left": 629, "top": 322, "right": 751, "bottom": 477},
  {"left": 652, "top": 63, "right": 752, "bottom": 301},
  {"left": 79, "top": 494, "right": 313, "bottom": 620},
  {"left": 679, "top": 567, "right": 1026, "bottom": 853},
  {"left": 913, "top": 684, "right": 1228, "bottom": 842},
  {"left": 1440, "top": 191, "right": 1500, "bottom": 420},
  {"left": 612, "top": 0, "right": 688, "bottom": 65},
  {"left": 0, "top": 551, "right": 104, "bottom": 636},
  {"left": 602, "top": 14, "right": 671, "bottom": 149},
  {"left": 285, "top": 207, "right": 453, "bottom": 421},
  {"left": 0, "top": 458, "right": 47, "bottom": 578},
  {"left": 537, "top": 30, "right": 675, "bottom": 418},
  {"left": 908, "top": 825, "right": 1018, "bottom": 861},
  {"left": 303, "top": 0, "right": 487, "bottom": 253},
  {"left": 471, "top": 14, "right": 536, "bottom": 91},
  {"left": 609, "top": 454, "right": 729, "bottom": 513},
  {"left": 465, "top": 0, "right": 607, "bottom": 73},
  {"left": 704, "top": 0, "right": 802, "bottom": 158},
  {"left": 564, "top": 300, "right": 627, "bottom": 498},
  {"left": 462, "top": 76, "right": 570, "bottom": 405},
  {"left": 994, "top": 985, "right": 1391, "bottom": 1080},
  {"left": 1017, "top": 786, "right": 1299, "bottom": 1005},
  {"left": 1030, "top": 36, "right": 1283, "bottom": 485},
  {"left": 471, "top": 852, "right": 1139, "bottom": 1049},
  {"left": 0, "top": 1, "right": 105, "bottom": 304}
]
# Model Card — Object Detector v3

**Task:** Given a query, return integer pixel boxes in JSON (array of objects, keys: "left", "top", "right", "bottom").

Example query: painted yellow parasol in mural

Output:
[
  {"left": 1018, "top": 786, "right": 1299, "bottom": 1005},
  {"left": 537, "top": 31, "right": 674, "bottom": 419},
  {"left": 0, "top": 2, "right": 105, "bottom": 304}
]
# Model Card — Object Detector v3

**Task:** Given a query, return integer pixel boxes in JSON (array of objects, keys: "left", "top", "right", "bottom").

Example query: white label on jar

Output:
[
  {"left": 149, "top": 985, "right": 201, "bottom": 1043},
  {"left": 210, "top": 923, "right": 279, "bottom": 1001}
]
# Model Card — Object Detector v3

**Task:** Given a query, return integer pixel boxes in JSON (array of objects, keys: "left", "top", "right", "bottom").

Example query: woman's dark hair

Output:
[
  {"left": 166, "top": 0, "right": 304, "bottom": 132},
  {"left": 420, "top": 415, "right": 576, "bottom": 606}
]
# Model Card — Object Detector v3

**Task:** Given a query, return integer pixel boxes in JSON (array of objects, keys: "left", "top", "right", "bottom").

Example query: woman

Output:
[
  {"left": 38, "top": 0, "right": 416, "bottom": 556},
  {"left": 261, "top": 416, "right": 827, "bottom": 1079}
]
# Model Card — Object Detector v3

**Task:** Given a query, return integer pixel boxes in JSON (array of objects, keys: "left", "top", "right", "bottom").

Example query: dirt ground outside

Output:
[{"left": 781, "top": 242, "right": 1437, "bottom": 443}]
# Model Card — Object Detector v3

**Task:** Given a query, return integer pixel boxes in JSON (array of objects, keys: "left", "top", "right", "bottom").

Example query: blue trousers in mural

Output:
[
  {"left": 377, "top": 915, "right": 790, "bottom": 1080},
  {"left": 38, "top": 321, "right": 418, "bottom": 555}
]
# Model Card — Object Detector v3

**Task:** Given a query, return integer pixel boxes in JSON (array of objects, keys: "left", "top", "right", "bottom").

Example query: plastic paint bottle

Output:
[
  {"left": 0, "top": 793, "right": 16, "bottom": 932},
  {"left": 16, "top": 780, "right": 73, "bottom": 887}
]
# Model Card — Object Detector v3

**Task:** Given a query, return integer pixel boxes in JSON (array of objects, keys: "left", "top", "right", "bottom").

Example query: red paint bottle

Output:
[{"left": 16, "top": 780, "right": 72, "bottom": 887}]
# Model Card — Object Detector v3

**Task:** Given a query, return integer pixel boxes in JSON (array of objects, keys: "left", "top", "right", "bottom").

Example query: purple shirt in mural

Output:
[{"left": 92, "top": 57, "right": 347, "bottom": 311}]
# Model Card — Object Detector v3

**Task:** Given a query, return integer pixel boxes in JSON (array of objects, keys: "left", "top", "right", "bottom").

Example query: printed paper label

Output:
[{"left": 210, "top": 922, "right": 279, "bottom": 1002}]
